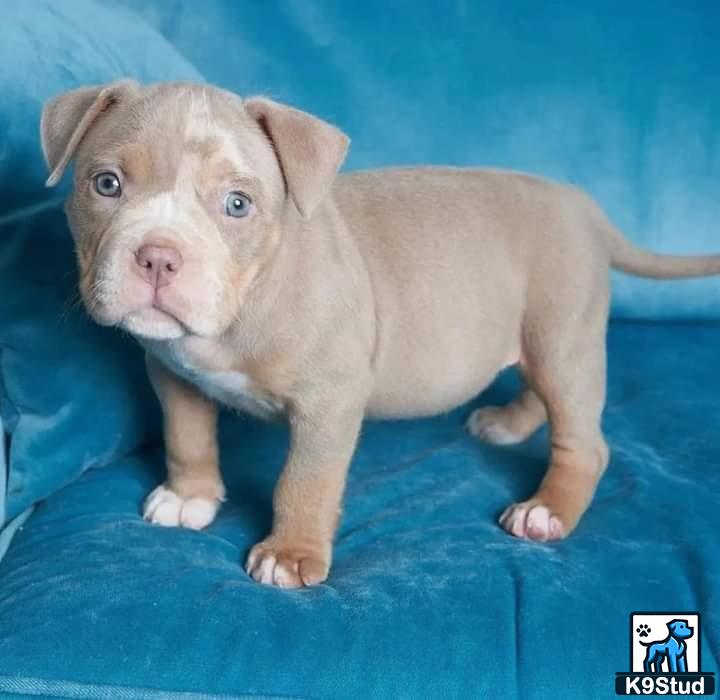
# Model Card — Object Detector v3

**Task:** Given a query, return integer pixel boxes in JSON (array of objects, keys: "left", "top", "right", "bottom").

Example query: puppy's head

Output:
[{"left": 41, "top": 81, "right": 348, "bottom": 340}]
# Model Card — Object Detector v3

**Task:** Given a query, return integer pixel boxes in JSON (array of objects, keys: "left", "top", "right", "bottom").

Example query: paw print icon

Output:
[{"left": 636, "top": 623, "right": 651, "bottom": 638}]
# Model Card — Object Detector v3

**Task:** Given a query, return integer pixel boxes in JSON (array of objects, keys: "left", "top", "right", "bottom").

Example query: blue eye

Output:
[
  {"left": 224, "top": 191, "right": 252, "bottom": 218},
  {"left": 93, "top": 171, "right": 121, "bottom": 197}
]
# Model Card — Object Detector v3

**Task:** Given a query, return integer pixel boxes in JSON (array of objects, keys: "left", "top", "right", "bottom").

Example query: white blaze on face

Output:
[
  {"left": 184, "top": 87, "right": 211, "bottom": 140},
  {"left": 132, "top": 191, "right": 202, "bottom": 248},
  {"left": 108, "top": 187, "right": 201, "bottom": 255}
]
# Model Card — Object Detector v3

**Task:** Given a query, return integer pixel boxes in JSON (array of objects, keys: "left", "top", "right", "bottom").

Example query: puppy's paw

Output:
[
  {"left": 467, "top": 406, "right": 524, "bottom": 445},
  {"left": 143, "top": 484, "right": 220, "bottom": 530},
  {"left": 246, "top": 538, "right": 330, "bottom": 589},
  {"left": 499, "top": 501, "right": 566, "bottom": 542}
]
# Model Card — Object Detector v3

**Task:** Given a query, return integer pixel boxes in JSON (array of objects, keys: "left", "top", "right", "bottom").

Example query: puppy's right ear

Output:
[
  {"left": 41, "top": 79, "right": 139, "bottom": 187},
  {"left": 244, "top": 97, "right": 349, "bottom": 218}
]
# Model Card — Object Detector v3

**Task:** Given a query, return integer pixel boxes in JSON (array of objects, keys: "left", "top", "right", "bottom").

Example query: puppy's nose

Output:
[{"left": 135, "top": 244, "right": 183, "bottom": 288}]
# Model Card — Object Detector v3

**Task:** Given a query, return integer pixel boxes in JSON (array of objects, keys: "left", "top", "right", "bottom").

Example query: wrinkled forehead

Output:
[{"left": 87, "top": 85, "right": 281, "bottom": 199}]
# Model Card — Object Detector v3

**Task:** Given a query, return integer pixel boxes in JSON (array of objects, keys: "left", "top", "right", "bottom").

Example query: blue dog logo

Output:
[
  {"left": 616, "top": 612, "right": 715, "bottom": 696},
  {"left": 641, "top": 619, "right": 694, "bottom": 673}
]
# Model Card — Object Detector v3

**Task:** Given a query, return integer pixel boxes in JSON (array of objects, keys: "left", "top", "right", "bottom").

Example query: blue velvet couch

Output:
[{"left": 0, "top": 1, "right": 718, "bottom": 698}]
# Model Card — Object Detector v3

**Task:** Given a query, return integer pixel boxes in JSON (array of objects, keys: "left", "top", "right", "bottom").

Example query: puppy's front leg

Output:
[
  {"left": 247, "top": 400, "right": 365, "bottom": 588},
  {"left": 143, "top": 354, "right": 225, "bottom": 530}
]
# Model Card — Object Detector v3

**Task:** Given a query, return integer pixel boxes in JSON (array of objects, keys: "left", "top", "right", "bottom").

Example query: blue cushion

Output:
[
  {"left": 0, "top": 322, "right": 718, "bottom": 698},
  {"left": 123, "top": 0, "right": 720, "bottom": 321},
  {"left": 0, "top": 0, "right": 201, "bottom": 524}
]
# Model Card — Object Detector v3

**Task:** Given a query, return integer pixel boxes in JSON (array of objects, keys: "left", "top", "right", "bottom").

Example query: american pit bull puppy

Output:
[{"left": 40, "top": 81, "right": 720, "bottom": 588}]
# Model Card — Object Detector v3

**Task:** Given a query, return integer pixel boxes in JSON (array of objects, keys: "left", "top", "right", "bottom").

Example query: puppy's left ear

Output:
[
  {"left": 41, "top": 79, "right": 139, "bottom": 187},
  {"left": 244, "top": 97, "right": 349, "bottom": 218}
]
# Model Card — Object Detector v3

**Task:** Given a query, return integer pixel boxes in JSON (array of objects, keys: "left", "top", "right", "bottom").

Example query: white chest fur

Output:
[{"left": 145, "top": 341, "right": 284, "bottom": 420}]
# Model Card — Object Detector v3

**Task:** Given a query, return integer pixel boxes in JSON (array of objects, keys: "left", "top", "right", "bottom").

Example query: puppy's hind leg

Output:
[
  {"left": 500, "top": 288, "right": 610, "bottom": 542},
  {"left": 467, "top": 383, "right": 547, "bottom": 445}
]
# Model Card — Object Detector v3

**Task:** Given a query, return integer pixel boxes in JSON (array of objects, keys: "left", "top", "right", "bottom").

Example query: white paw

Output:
[
  {"left": 246, "top": 541, "right": 329, "bottom": 589},
  {"left": 143, "top": 485, "right": 219, "bottom": 530},
  {"left": 247, "top": 551, "right": 292, "bottom": 588},
  {"left": 499, "top": 501, "right": 565, "bottom": 542},
  {"left": 467, "top": 407, "right": 522, "bottom": 445}
]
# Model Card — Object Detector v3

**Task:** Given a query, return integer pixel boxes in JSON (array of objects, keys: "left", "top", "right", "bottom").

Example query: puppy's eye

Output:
[
  {"left": 93, "top": 171, "right": 122, "bottom": 198},
  {"left": 224, "top": 191, "right": 252, "bottom": 218}
]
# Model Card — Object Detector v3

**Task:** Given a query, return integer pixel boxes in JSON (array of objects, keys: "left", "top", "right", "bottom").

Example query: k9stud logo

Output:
[{"left": 615, "top": 612, "right": 715, "bottom": 695}]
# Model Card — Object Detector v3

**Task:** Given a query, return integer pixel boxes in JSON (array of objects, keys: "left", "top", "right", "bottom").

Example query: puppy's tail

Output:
[{"left": 604, "top": 220, "right": 720, "bottom": 280}]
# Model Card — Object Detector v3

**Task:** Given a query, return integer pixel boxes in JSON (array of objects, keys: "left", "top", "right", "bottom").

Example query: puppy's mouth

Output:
[
  {"left": 121, "top": 304, "right": 188, "bottom": 341},
  {"left": 119, "top": 290, "right": 227, "bottom": 341},
  {"left": 82, "top": 261, "right": 230, "bottom": 341},
  {"left": 86, "top": 284, "right": 192, "bottom": 341}
]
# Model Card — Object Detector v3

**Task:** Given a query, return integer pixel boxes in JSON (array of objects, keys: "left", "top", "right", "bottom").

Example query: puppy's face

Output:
[
  {"left": 64, "top": 85, "right": 284, "bottom": 341},
  {"left": 42, "top": 82, "right": 348, "bottom": 341}
]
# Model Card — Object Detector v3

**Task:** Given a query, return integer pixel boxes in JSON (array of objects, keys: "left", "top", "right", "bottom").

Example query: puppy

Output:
[{"left": 41, "top": 81, "right": 720, "bottom": 587}]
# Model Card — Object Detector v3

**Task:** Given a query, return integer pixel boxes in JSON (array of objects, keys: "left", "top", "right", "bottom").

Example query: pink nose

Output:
[{"left": 135, "top": 244, "right": 183, "bottom": 288}]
